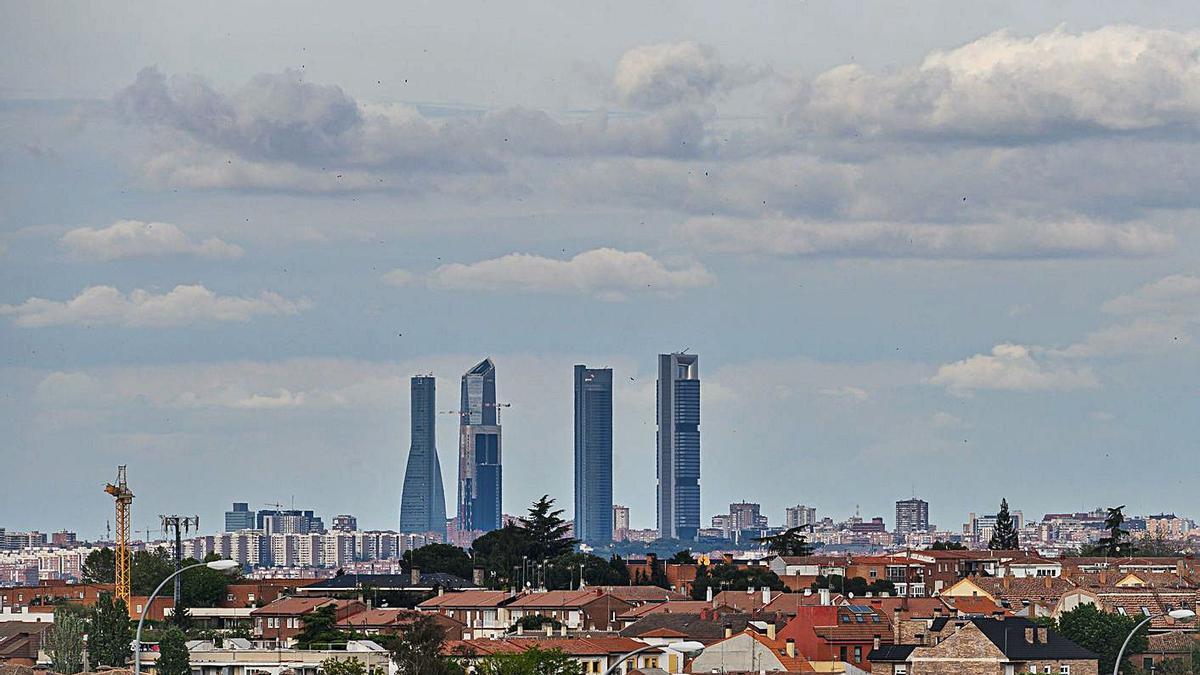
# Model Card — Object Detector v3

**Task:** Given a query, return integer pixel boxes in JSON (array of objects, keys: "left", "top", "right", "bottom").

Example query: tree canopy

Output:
[
  {"left": 295, "top": 605, "right": 349, "bottom": 649},
  {"left": 409, "top": 543, "right": 474, "bottom": 580},
  {"left": 1095, "top": 505, "right": 1133, "bottom": 557},
  {"left": 473, "top": 647, "right": 584, "bottom": 675},
  {"left": 1052, "top": 603, "right": 1147, "bottom": 674},
  {"left": 82, "top": 547, "right": 116, "bottom": 584},
  {"left": 157, "top": 627, "right": 192, "bottom": 675},
  {"left": 386, "top": 614, "right": 463, "bottom": 675},
  {"left": 757, "top": 527, "right": 815, "bottom": 557},
  {"left": 519, "top": 495, "right": 577, "bottom": 560},
  {"left": 691, "top": 563, "right": 783, "bottom": 600},
  {"left": 46, "top": 607, "right": 86, "bottom": 674},
  {"left": 90, "top": 593, "right": 132, "bottom": 668}
]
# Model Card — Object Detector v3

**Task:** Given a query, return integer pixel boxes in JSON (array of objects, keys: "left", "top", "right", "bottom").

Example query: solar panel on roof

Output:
[{"left": 847, "top": 604, "right": 873, "bottom": 613}]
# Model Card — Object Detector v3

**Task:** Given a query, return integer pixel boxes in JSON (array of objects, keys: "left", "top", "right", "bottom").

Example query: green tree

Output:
[
  {"left": 179, "top": 554, "right": 240, "bottom": 607},
  {"left": 82, "top": 547, "right": 117, "bottom": 584},
  {"left": 511, "top": 614, "right": 561, "bottom": 632},
  {"left": 386, "top": 614, "right": 463, "bottom": 675},
  {"left": 409, "top": 543, "right": 474, "bottom": 580},
  {"left": 988, "top": 499, "right": 1020, "bottom": 550},
  {"left": 172, "top": 600, "right": 194, "bottom": 632},
  {"left": 1055, "top": 603, "right": 1147, "bottom": 674},
  {"left": 472, "top": 524, "right": 533, "bottom": 588},
  {"left": 930, "top": 541, "right": 967, "bottom": 551},
  {"left": 89, "top": 593, "right": 133, "bottom": 667},
  {"left": 474, "top": 647, "right": 584, "bottom": 675},
  {"left": 157, "top": 627, "right": 192, "bottom": 675},
  {"left": 321, "top": 656, "right": 368, "bottom": 675},
  {"left": 757, "top": 527, "right": 815, "bottom": 557},
  {"left": 519, "top": 495, "right": 576, "bottom": 560},
  {"left": 867, "top": 579, "right": 897, "bottom": 595},
  {"left": 1134, "top": 531, "right": 1182, "bottom": 557},
  {"left": 1096, "top": 505, "right": 1133, "bottom": 557},
  {"left": 691, "top": 563, "right": 784, "bottom": 600},
  {"left": 296, "top": 605, "right": 349, "bottom": 649},
  {"left": 812, "top": 574, "right": 871, "bottom": 595},
  {"left": 669, "top": 549, "right": 695, "bottom": 564},
  {"left": 130, "top": 548, "right": 176, "bottom": 596},
  {"left": 46, "top": 607, "right": 87, "bottom": 674}
]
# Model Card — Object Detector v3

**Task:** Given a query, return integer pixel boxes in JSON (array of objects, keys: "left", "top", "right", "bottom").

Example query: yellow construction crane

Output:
[{"left": 104, "top": 466, "right": 134, "bottom": 605}]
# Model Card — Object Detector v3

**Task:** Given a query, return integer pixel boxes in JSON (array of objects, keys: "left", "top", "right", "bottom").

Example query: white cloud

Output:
[
  {"left": 679, "top": 216, "right": 1173, "bottom": 259},
  {"left": 0, "top": 284, "right": 310, "bottom": 327},
  {"left": 818, "top": 385, "right": 869, "bottom": 402},
  {"left": 1101, "top": 274, "right": 1200, "bottom": 316},
  {"left": 790, "top": 26, "right": 1200, "bottom": 142},
  {"left": 930, "top": 343, "right": 1098, "bottom": 396},
  {"left": 1055, "top": 318, "right": 1190, "bottom": 358},
  {"left": 389, "top": 248, "right": 714, "bottom": 300},
  {"left": 614, "top": 42, "right": 727, "bottom": 108},
  {"left": 60, "top": 220, "right": 243, "bottom": 261}
]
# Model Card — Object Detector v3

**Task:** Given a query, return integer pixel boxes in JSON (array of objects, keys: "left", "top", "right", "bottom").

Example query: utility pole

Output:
[{"left": 159, "top": 515, "right": 199, "bottom": 608}]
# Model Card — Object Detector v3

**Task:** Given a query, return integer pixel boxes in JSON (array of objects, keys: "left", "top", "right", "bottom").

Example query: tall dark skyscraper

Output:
[
  {"left": 457, "top": 358, "right": 502, "bottom": 533},
  {"left": 657, "top": 352, "right": 700, "bottom": 541},
  {"left": 574, "top": 365, "right": 613, "bottom": 544},
  {"left": 400, "top": 376, "right": 448, "bottom": 536}
]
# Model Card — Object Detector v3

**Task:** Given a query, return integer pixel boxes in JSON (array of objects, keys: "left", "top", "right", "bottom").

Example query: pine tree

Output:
[
  {"left": 519, "top": 495, "right": 576, "bottom": 560},
  {"left": 1096, "top": 505, "right": 1132, "bottom": 557},
  {"left": 157, "top": 627, "right": 191, "bottom": 675},
  {"left": 89, "top": 593, "right": 132, "bottom": 667},
  {"left": 988, "top": 498, "right": 1020, "bottom": 550}
]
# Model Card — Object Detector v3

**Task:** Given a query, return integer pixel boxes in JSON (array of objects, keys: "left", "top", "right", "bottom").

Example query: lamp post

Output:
[
  {"left": 134, "top": 558, "right": 241, "bottom": 675},
  {"left": 1112, "top": 608, "right": 1196, "bottom": 675},
  {"left": 603, "top": 640, "right": 704, "bottom": 675}
]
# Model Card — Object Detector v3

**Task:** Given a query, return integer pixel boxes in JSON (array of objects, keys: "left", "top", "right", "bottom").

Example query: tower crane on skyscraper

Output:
[
  {"left": 440, "top": 401, "right": 512, "bottom": 424},
  {"left": 103, "top": 466, "right": 134, "bottom": 605}
]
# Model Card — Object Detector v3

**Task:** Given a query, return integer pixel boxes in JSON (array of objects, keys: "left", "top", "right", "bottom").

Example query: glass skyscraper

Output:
[
  {"left": 574, "top": 365, "right": 613, "bottom": 544},
  {"left": 457, "top": 358, "right": 502, "bottom": 533},
  {"left": 657, "top": 352, "right": 700, "bottom": 541},
  {"left": 400, "top": 375, "right": 448, "bottom": 536}
]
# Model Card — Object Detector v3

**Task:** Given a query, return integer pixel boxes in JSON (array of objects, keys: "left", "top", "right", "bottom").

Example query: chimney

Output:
[
  {"left": 411, "top": 567, "right": 421, "bottom": 585},
  {"left": 873, "top": 635, "right": 881, "bottom": 651},
  {"left": 560, "top": 624, "right": 567, "bottom": 637},
  {"left": 706, "top": 586, "right": 714, "bottom": 603},
  {"left": 803, "top": 588, "right": 812, "bottom": 596},
  {"left": 1024, "top": 627, "right": 1035, "bottom": 644},
  {"left": 748, "top": 586, "right": 755, "bottom": 595},
  {"left": 516, "top": 623, "right": 524, "bottom": 636},
  {"left": 1099, "top": 570, "right": 1108, "bottom": 586},
  {"left": 1002, "top": 575, "right": 1011, "bottom": 591},
  {"left": 892, "top": 607, "right": 902, "bottom": 643},
  {"left": 785, "top": 638, "right": 796, "bottom": 658},
  {"left": 767, "top": 622, "right": 776, "bottom": 640},
  {"left": 819, "top": 588, "right": 831, "bottom": 606},
  {"left": 473, "top": 567, "right": 485, "bottom": 587},
  {"left": 544, "top": 624, "right": 553, "bottom": 637},
  {"left": 724, "top": 623, "right": 733, "bottom": 639},
  {"left": 1036, "top": 626, "right": 1048, "bottom": 644},
  {"left": 1043, "top": 575, "right": 1052, "bottom": 590},
  {"left": 763, "top": 587, "right": 772, "bottom": 605}
]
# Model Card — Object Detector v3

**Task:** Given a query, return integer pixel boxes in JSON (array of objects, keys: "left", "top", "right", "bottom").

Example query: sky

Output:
[{"left": 1, "top": 1, "right": 1198, "bottom": 540}]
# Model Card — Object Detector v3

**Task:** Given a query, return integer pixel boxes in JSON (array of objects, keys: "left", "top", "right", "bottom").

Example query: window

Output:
[
  {"left": 1028, "top": 667, "right": 1037, "bottom": 673},
  {"left": 840, "top": 647, "right": 848, "bottom": 662},
  {"left": 853, "top": 646, "right": 862, "bottom": 662},
  {"left": 1060, "top": 666, "right": 1071, "bottom": 674},
  {"left": 1116, "top": 607, "right": 1127, "bottom": 616},
  {"left": 248, "top": 593, "right": 256, "bottom": 602},
  {"left": 895, "top": 667, "right": 906, "bottom": 675},
  {"left": 1043, "top": 666, "right": 1051, "bottom": 674},
  {"left": 227, "top": 594, "right": 235, "bottom": 601},
  {"left": 1140, "top": 607, "right": 1151, "bottom": 616}
]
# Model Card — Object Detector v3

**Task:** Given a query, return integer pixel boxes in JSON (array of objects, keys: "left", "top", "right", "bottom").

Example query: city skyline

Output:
[
  {"left": 573, "top": 365, "right": 613, "bottom": 545},
  {"left": 3, "top": 2, "right": 1199, "bottom": 537}
]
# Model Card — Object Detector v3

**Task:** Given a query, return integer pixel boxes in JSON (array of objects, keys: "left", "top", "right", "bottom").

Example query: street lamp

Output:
[
  {"left": 603, "top": 640, "right": 704, "bottom": 675},
  {"left": 1112, "top": 608, "right": 1196, "bottom": 675},
  {"left": 134, "top": 558, "right": 241, "bottom": 675}
]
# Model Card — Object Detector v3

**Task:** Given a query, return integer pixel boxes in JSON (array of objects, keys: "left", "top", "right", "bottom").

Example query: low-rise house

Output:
[
  {"left": 868, "top": 617, "right": 1098, "bottom": 675},
  {"left": 416, "top": 590, "right": 515, "bottom": 638},
  {"left": 0, "top": 622, "right": 51, "bottom": 666},
  {"left": 250, "top": 597, "right": 366, "bottom": 646},
  {"left": 779, "top": 604, "right": 892, "bottom": 672},
  {"left": 1130, "top": 631, "right": 1200, "bottom": 672},
  {"left": 336, "top": 607, "right": 464, "bottom": 640},
  {"left": 619, "top": 610, "right": 754, "bottom": 646},
  {"left": 941, "top": 575, "right": 1075, "bottom": 617},
  {"left": 505, "top": 589, "right": 634, "bottom": 631},
  {"left": 687, "top": 628, "right": 816, "bottom": 673},
  {"left": 183, "top": 638, "right": 391, "bottom": 675},
  {"left": 444, "top": 636, "right": 667, "bottom": 674},
  {"left": 1055, "top": 587, "right": 1200, "bottom": 629}
]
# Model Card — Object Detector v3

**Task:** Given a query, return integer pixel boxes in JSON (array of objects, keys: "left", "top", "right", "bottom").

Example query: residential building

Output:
[
  {"left": 336, "top": 608, "right": 464, "bottom": 640},
  {"left": 869, "top": 617, "right": 1099, "bottom": 675},
  {"left": 251, "top": 597, "right": 366, "bottom": 646},
  {"left": 895, "top": 499, "right": 930, "bottom": 535},
  {"left": 688, "top": 628, "right": 814, "bottom": 674},
  {"left": 330, "top": 515, "right": 357, "bottom": 532},
  {"left": 656, "top": 352, "right": 700, "bottom": 541},
  {"left": 779, "top": 603, "right": 893, "bottom": 672},
  {"left": 224, "top": 503, "right": 255, "bottom": 532},
  {"left": 443, "top": 637, "right": 668, "bottom": 674},
  {"left": 400, "top": 375, "right": 448, "bottom": 537},
  {"left": 457, "top": 358, "right": 503, "bottom": 534},
  {"left": 786, "top": 505, "right": 818, "bottom": 530},
  {"left": 574, "top": 365, "right": 613, "bottom": 545},
  {"left": 49, "top": 531, "right": 76, "bottom": 548}
]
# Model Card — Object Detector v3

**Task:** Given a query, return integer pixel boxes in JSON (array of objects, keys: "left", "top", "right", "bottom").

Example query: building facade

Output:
[
  {"left": 895, "top": 498, "right": 930, "bottom": 535},
  {"left": 224, "top": 504, "right": 255, "bottom": 532},
  {"left": 574, "top": 365, "right": 613, "bottom": 544},
  {"left": 656, "top": 352, "right": 701, "bottom": 541},
  {"left": 457, "top": 359, "right": 502, "bottom": 533},
  {"left": 400, "top": 375, "right": 448, "bottom": 537},
  {"left": 786, "top": 505, "right": 818, "bottom": 529}
]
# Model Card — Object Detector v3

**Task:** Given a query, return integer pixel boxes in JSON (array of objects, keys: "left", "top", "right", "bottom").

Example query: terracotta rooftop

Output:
[{"left": 417, "top": 590, "right": 515, "bottom": 609}]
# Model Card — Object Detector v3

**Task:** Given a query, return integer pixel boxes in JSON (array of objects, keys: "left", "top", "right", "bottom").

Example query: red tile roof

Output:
[{"left": 417, "top": 591, "right": 514, "bottom": 609}]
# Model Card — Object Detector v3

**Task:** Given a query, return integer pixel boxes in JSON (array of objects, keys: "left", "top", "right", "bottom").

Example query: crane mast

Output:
[{"left": 103, "top": 466, "right": 134, "bottom": 605}]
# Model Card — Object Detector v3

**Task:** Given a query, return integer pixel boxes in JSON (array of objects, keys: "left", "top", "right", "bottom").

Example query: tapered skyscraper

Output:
[
  {"left": 457, "top": 358, "right": 502, "bottom": 533},
  {"left": 574, "top": 365, "right": 613, "bottom": 544},
  {"left": 657, "top": 352, "right": 700, "bottom": 541},
  {"left": 400, "top": 376, "right": 447, "bottom": 536}
]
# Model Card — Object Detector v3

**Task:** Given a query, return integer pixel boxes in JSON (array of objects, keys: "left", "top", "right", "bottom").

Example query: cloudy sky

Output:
[{"left": 2, "top": 1, "right": 1198, "bottom": 539}]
